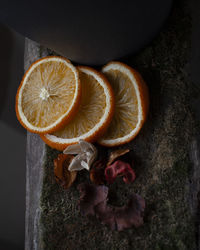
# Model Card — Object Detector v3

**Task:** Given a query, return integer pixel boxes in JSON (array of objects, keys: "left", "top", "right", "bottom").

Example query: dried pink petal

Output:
[
  {"left": 78, "top": 183, "right": 108, "bottom": 216},
  {"left": 115, "top": 194, "right": 145, "bottom": 231},
  {"left": 105, "top": 160, "right": 136, "bottom": 184},
  {"left": 78, "top": 183, "right": 145, "bottom": 231},
  {"left": 95, "top": 200, "right": 116, "bottom": 230},
  {"left": 95, "top": 193, "right": 145, "bottom": 231},
  {"left": 107, "top": 148, "right": 130, "bottom": 166}
]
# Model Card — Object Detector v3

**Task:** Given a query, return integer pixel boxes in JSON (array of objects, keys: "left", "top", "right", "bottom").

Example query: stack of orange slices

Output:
[{"left": 16, "top": 56, "right": 149, "bottom": 150}]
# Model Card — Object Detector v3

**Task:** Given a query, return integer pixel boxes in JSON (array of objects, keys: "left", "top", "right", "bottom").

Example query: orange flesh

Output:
[
  {"left": 52, "top": 71, "right": 107, "bottom": 138},
  {"left": 21, "top": 61, "right": 76, "bottom": 127},
  {"left": 102, "top": 69, "right": 138, "bottom": 139}
]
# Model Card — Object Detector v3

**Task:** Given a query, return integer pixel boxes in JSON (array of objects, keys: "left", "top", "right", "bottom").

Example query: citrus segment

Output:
[
  {"left": 98, "top": 61, "right": 149, "bottom": 147},
  {"left": 16, "top": 56, "right": 81, "bottom": 134},
  {"left": 41, "top": 66, "right": 114, "bottom": 150}
]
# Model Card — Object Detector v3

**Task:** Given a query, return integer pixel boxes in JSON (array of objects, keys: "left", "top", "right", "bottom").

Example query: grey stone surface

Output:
[
  {"left": 25, "top": 132, "right": 45, "bottom": 250},
  {"left": 25, "top": 39, "right": 48, "bottom": 250}
]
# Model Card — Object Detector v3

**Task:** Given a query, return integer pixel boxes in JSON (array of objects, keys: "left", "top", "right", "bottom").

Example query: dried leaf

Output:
[
  {"left": 107, "top": 148, "right": 130, "bottom": 166},
  {"left": 90, "top": 159, "right": 106, "bottom": 185},
  {"left": 54, "top": 154, "right": 77, "bottom": 189},
  {"left": 105, "top": 160, "right": 136, "bottom": 184},
  {"left": 78, "top": 183, "right": 108, "bottom": 216},
  {"left": 78, "top": 183, "right": 145, "bottom": 231},
  {"left": 63, "top": 140, "right": 97, "bottom": 171}
]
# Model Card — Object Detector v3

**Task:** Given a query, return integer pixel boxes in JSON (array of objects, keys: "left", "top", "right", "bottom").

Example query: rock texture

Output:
[{"left": 25, "top": 40, "right": 48, "bottom": 250}]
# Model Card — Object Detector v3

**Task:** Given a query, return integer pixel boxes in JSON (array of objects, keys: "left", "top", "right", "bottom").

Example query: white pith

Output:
[
  {"left": 39, "top": 87, "right": 50, "bottom": 100},
  {"left": 44, "top": 67, "right": 112, "bottom": 144},
  {"left": 17, "top": 57, "right": 79, "bottom": 132},
  {"left": 98, "top": 62, "right": 143, "bottom": 146}
]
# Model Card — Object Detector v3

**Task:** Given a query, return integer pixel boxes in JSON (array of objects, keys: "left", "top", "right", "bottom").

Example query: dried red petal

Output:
[
  {"left": 90, "top": 160, "right": 106, "bottom": 185},
  {"left": 54, "top": 154, "right": 77, "bottom": 189},
  {"left": 105, "top": 160, "right": 136, "bottom": 184}
]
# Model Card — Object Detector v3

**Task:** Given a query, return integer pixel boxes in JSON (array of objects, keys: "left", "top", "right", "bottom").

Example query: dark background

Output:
[
  {"left": 0, "top": 0, "right": 200, "bottom": 249},
  {"left": 0, "top": 25, "right": 25, "bottom": 250},
  {"left": 0, "top": 0, "right": 172, "bottom": 65}
]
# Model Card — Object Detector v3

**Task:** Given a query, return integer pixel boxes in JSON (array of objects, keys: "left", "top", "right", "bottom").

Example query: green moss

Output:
[{"left": 40, "top": 0, "right": 197, "bottom": 249}]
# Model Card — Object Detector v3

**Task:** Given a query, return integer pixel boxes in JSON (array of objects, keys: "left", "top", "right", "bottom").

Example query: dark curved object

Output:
[{"left": 0, "top": 0, "right": 172, "bottom": 65}]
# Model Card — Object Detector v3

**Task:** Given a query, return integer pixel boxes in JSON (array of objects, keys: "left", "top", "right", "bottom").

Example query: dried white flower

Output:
[{"left": 63, "top": 140, "right": 97, "bottom": 171}]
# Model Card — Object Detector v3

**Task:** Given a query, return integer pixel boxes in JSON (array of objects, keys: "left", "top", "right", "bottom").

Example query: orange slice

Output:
[
  {"left": 98, "top": 61, "right": 149, "bottom": 147},
  {"left": 16, "top": 56, "right": 81, "bottom": 134},
  {"left": 41, "top": 66, "right": 115, "bottom": 150}
]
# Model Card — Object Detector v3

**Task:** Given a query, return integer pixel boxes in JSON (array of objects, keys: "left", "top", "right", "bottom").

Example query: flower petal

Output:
[
  {"left": 64, "top": 140, "right": 98, "bottom": 172},
  {"left": 105, "top": 160, "right": 136, "bottom": 184},
  {"left": 78, "top": 183, "right": 108, "bottom": 216},
  {"left": 79, "top": 139, "right": 97, "bottom": 154},
  {"left": 95, "top": 200, "right": 116, "bottom": 230},
  {"left": 63, "top": 143, "right": 82, "bottom": 155},
  {"left": 54, "top": 154, "right": 77, "bottom": 189},
  {"left": 68, "top": 155, "right": 85, "bottom": 171},
  {"left": 115, "top": 194, "right": 145, "bottom": 231},
  {"left": 90, "top": 160, "right": 106, "bottom": 185},
  {"left": 107, "top": 148, "right": 130, "bottom": 166},
  {"left": 78, "top": 183, "right": 145, "bottom": 231},
  {"left": 81, "top": 160, "right": 90, "bottom": 170}
]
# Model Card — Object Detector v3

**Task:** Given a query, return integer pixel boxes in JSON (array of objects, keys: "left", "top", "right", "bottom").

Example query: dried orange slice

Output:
[
  {"left": 41, "top": 66, "right": 115, "bottom": 150},
  {"left": 98, "top": 61, "right": 149, "bottom": 147},
  {"left": 16, "top": 56, "right": 81, "bottom": 134}
]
